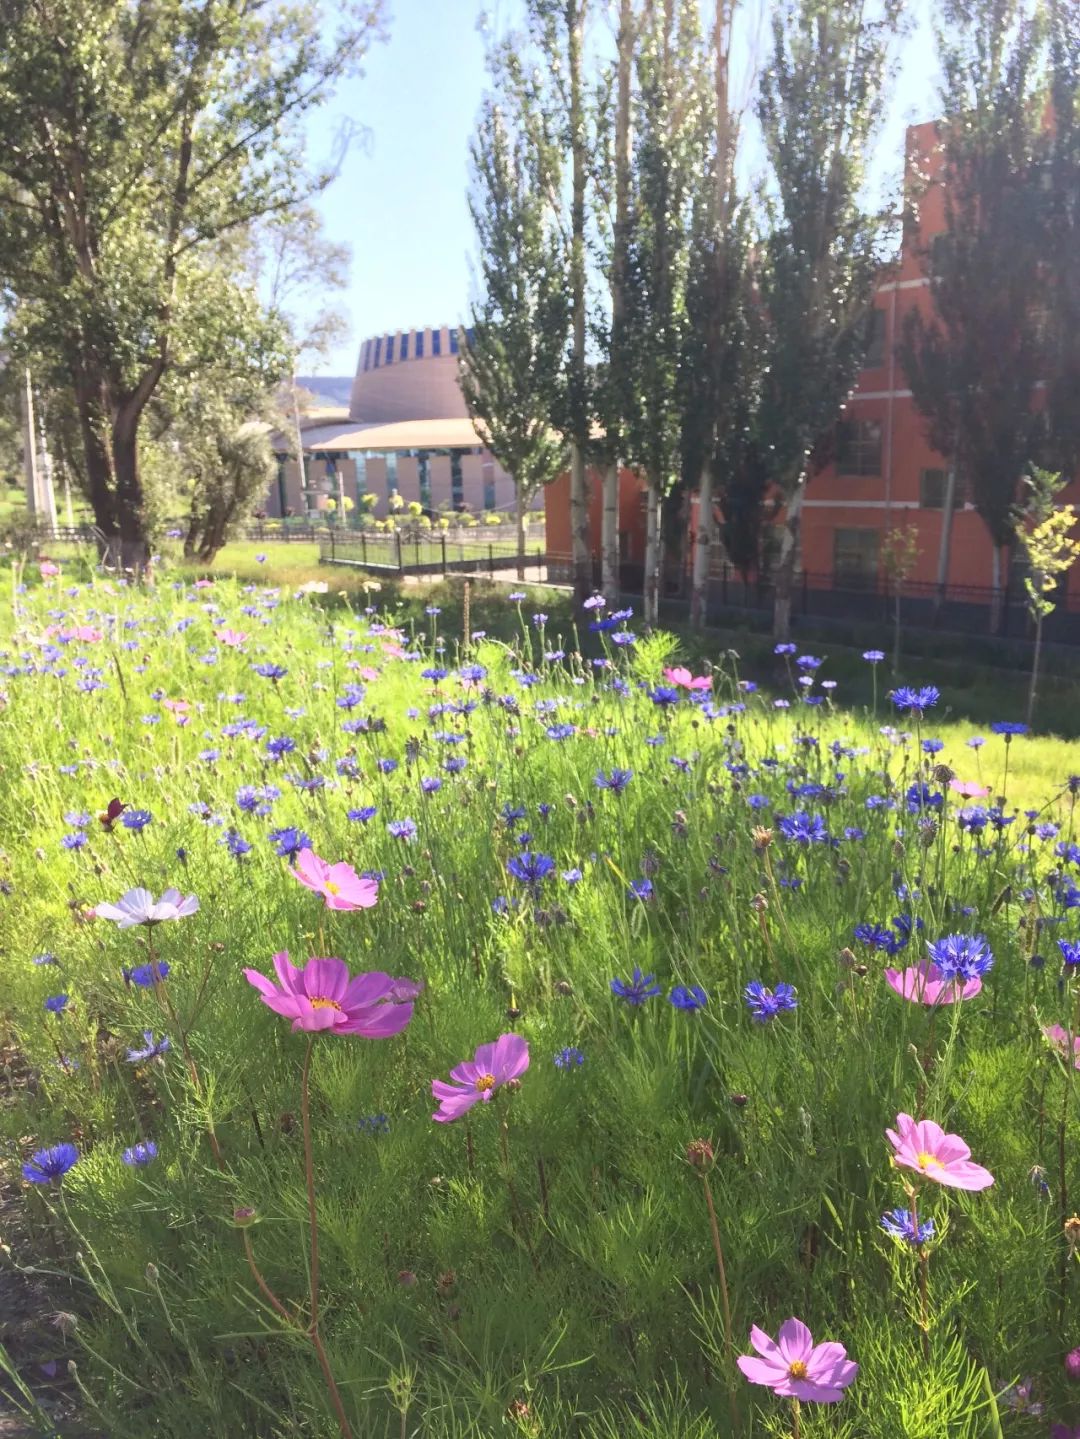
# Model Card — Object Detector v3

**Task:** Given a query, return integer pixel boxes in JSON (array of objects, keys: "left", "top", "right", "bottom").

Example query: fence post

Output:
[
  {"left": 396, "top": 530, "right": 403, "bottom": 573},
  {"left": 414, "top": 539, "right": 420, "bottom": 570},
  {"left": 441, "top": 533, "right": 447, "bottom": 575},
  {"left": 488, "top": 543, "right": 494, "bottom": 577},
  {"left": 330, "top": 527, "right": 335, "bottom": 563},
  {"left": 536, "top": 546, "right": 542, "bottom": 582},
  {"left": 802, "top": 566, "right": 809, "bottom": 614}
]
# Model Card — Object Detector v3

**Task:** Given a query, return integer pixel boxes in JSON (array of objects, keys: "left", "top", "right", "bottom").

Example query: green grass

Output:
[{"left": 0, "top": 563, "right": 1078, "bottom": 1437}]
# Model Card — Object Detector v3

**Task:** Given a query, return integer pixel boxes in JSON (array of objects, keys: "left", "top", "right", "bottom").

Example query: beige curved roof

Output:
[{"left": 312, "top": 417, "right": 488, "bottom": 453}]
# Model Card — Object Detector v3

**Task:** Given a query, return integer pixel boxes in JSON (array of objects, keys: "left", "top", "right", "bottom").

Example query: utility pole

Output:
[{"left": 20, "top": 367, "right": 39, "bottom": 518}]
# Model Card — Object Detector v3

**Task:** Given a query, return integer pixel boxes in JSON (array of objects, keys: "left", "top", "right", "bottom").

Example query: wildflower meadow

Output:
[{"left": 2, "top": 567, "right": 1079, "bottom": 1439}]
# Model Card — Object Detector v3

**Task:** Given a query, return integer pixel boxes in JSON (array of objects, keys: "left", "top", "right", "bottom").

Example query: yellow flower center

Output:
[
  {"left": 324, "top": 881, "right": 340, "bottom": 895},
  {"left": 309, "top": 997, "right": 342, "bottom": 1012},
  {"left": 916, "top": 1151, "right": 941, "bottom": 1170},
  {"left": 475, "top": 1074, "right": 496, "bottom": 1093},
  {"left": 788, "top": 1361, "right": 808, "bottom": 1379}
]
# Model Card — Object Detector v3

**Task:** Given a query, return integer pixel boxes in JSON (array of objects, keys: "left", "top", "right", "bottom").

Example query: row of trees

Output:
[
  {"left": 0, "top": 0, "right": 377, "bottom": 566},
  {"left": 462, "top": 0, "right": 1080, "bottom": 637}
]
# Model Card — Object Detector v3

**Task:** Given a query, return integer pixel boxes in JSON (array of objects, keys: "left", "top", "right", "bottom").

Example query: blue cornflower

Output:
[
  {"left": 44, "top": 994, "right": 69, "bottom": 1014},
  {"left": 545, "top": 723, "right": 575, "bottom": 740},
  {"left": 905, "top": 782, "right": 943, "bottom": 813},
  {"left": 774, "top": 643, "right": 797, "bottom": 656},
  {"left": 1058, "top": 939, "right": 1080, "bottom": 967},
  {"left": 595, "top": 768, "right": 633, "bottom": 794},
  {"left": 121, "top": 809, "right": 153, "bottom": 833},
  {"left": 506, "top": 852, "right": 556, "bottom": 886},
  {"left": 650, "top": 686, "right": 680, "bottom": 708},
  {"left": 421, "top": 667, "right": 448, "bottom": 682},
  {"left": 990, "top": 721, "right": 1029, "bottom": 738},
  {"left": 611, "top": 968, "right": 661, "bottom": 1005},
  {"left": 561, "top": 868, "right": 583, "bottom": 884},
  {"left": 223, "top": 830, "right": 252, "bottom": 859},
  {"left": 854, "top": 922, "right": 895, "bottom": 952},
  {"left": 269, "top": 826, "right": 312, "bottom": 859},
  {"left": 288, "top": 775, "right": 326, "bottom": 793},
  {"left": 628, "top": 878, "right": 654, "bottom": 900},
  {"left": 347, "top": 806, "right": 377, "bottom": 823},
  {"left": 532, "top": 613, "right": 548, "bottom": 627},
  {"left": 796, "top": 654, "right": 822, "bottom": 670},
  {"left": 443, "top": 756, "right": 467, "bottom": 774},
  {"left": 922, "top": 738, "right": 944, "bottom": 754},
  {"left": 1034, "top": 823, "right": 1059, "bottom": 841},
  {"left": 63, "top": 811, "right": 91, "bottom": 829},
  {"left": 890, "top": 685, "right": 940, "bottom": 715},
  {"left": 554, "top": 1047, "right": 585, "bottom": 1069},
  {"left": 126, "top": 1031, "right": 171, "bottom": 1063},
  {"left": 265, "top": 736, "right": 297, "bottom": 759},
  {"left": 863, "top": 650, "right": 885, "bottom": 663},
  {"left": 22, "top": 1143, "right": 79, "bottom": 1185},
  {"left": 32, "top": 953, "right": 57, "bottom": 966},
  {"left": 957, "top": 805, "right": 989, "bottom": 834},
  {"left": 357, "top": 1114, "right": 390, "bottom": 1136},
  {"left": 253, "top": 663, "right": 288, "bottom": 682},
  {"left": 420, "top": 777, "right": 442, "bottom": 795},
  {"left": 198, "top": 748, "right": 220, "bottom": 764},
  {"left": 777, "top": 811, "right": 828, "bottom": 844},
  {"left": 743, "top": 980, "right": 798, "bottom": 1024},
  {"left": 124, "top": 962, "right": 170, "bottom": 988},
  {"left": 459, "top": 664, "right": 487, "bottom": 682},
  {"left": 122, "top": 1141, "right": 158, "bottom": 1168},
  {"left": 61, "top": 832, "right": 88, "bottom": 850},
  {"left": 669, "top": 985, "right": 707, "bottom": 1011},
  {"left": 387, "top": 818, "right": 417, "bottom": 841},
  {"left": 376, "top": 758, "right": 399, "bottom": 774},
  {"left": 926, "top": 933, "right": 993, "bottom": 982},
  {"left": 880, "top": 1208, "right": 934, "bottom": 1247}
]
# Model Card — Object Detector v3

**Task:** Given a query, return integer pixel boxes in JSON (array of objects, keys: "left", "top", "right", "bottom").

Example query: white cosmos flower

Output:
[{"left": 93, "top": 887, "right": 199, "bottom": 929}]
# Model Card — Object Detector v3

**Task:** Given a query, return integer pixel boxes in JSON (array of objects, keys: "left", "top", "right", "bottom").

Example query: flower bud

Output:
[
  {"left": 686, "top": 1139, "right": 714, "bottom": 1169},
  {"left": 1066, "top": 1347, "right": 1080, "bottom": 1381},
  {"left": 233, "top": 1207, "right": 257, "bottom": 1228}
]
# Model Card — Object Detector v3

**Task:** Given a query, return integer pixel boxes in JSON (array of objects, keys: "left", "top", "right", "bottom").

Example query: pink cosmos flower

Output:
[
  {"left": 244, "top": 953, "right": 417, "bottom": 1036},
  {"left": 1044, "top": 1025, "right": 1080, "bottom": 1069},
  {"left": 884, "top": 961, "right": 982, "bottom": 1006},
  {"left": 291, "top": 848, "right": 378, "bottom": 911},
  {"left": 39, "top": 561, "right": 60, "bottom": 578},
  {"left": 46, "top": 624, "right": 103, "bottom": 643},
  {"left": 162, "top": 697, "right": 191, "bottom": 727},
  {"left": 432, "top": 1033, "right": 530, "bottom": 1122},
  {"left": 215, "top": 627, "right": 249, "bottom": 648},
  {"left": 949, "top": 779, "right": 990, "bottom": 798},
  {"left": 194, "top": 578, "right": 214, "bottom": 589},
  {"left": 886, "top": 1112, "right": 994, "bottom": 1190},
  {"left": 664, "top": 665, "right": 712, "bottom": 691},
  {"left": 1052, "top": 1426, "right": 1080, "bottom": 1439},
  {"left": 359, "top": 666, "right": 380, "bottom": 681},
  {"left": 736, "top": 1317, "right": 857, "bottom": 1403}
]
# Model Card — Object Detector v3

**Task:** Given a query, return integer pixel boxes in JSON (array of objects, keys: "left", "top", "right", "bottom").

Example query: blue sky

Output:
[{"left": 302, "top": 0, "right": 937, "bottom": 376}]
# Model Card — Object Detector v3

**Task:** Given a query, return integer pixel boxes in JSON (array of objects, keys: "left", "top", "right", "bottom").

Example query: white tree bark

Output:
[
  {"left": 644, "top": 480, "right": 662, "bottom": 625},
  {"left": 601, "top": 460, "right": 620, "bottom": 598},
  {"left": 690, "top": 462, "right": 714, "bottom": 627}
]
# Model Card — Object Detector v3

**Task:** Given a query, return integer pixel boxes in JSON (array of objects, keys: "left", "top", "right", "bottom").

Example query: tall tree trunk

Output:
[
  {"left": 601, "top": 460, "right": 620, "bottom": 598},
  {"left": 644, "top": 480, "right": 662, "bottom": 625},
  {"left": 112, "top": 409, "right": 150, "bottom": 573},
  {"left": 989, "top": 543, "right": 1004, "bottom": 634},
  {"left": 515, "top": 483, "right": 527, "bottom": 581},
  {"left": 602, "top": 0, "right": 633, "bottom": 601},
  {"left": 568, "top": 0, "right": 592, "bottom": 603},
  {"left": 690, "top": 461, "right": 713, "bottom": 627},
  {"left": 934, "top": 460, "right": 957, "bottom": 614},
  {"left": 1026, "top": 609, "right": 1043, "bottom": 729},
  {"left": 71, "top": 375, "right": 119, "bottom": 557},
  {"left": 772, "top": 482, "right": 804, "bottom": 641}
]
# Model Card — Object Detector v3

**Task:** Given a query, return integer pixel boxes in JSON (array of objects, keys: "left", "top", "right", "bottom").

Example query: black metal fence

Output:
[{"left": 319, "top": 529, "right": 547, "bottom": 580}]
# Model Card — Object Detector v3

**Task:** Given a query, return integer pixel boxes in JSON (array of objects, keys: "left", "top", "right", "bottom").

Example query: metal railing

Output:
[{"left": 319, "top": 529, "right": 547, "bottom": 580}]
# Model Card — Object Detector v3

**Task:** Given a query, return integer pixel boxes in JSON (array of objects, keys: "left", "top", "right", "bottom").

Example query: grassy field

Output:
[{"left": 0, "top": 562, "right": 1078, "bottom": 1437}]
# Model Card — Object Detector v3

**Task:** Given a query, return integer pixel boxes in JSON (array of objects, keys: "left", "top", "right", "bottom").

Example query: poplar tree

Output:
[
  {"left": 757, "top": 0, "right": 903, "bottom": 640},
  {"left": 898, "top": 0, "right": 1046, "bottom": 630},
  {"left": 461, "top": 52, "right": 570, "bottom": 579},
  {"left": 620, "top": 0, "right": 705, "bottom": 625}
]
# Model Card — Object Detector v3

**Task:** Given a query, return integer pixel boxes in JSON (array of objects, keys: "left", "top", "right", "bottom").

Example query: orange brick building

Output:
[{"left": 546, "top": 121, "right": 1080, "bottom": 622}]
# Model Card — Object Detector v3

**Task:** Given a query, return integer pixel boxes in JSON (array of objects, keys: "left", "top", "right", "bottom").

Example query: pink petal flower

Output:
[
  {"left": 737, "top": 1318, "right": 857, "bottom": 1403},
  {"left": 886, "top": 1112, "right": 994, "bottom": 1190},
  {"left": 663, "top": 665, "right": 712, "bottom": 690},
  {"left": 949, "top": 779, "right": 990, "bottom": 797},
  {"left": 1043, "top": 1025, "right": 1080, "bottom": 1069},
  {"left": 884, "top": 961, "right": 982, "bottom": 1006},
  {"left": 245, "top": 952, "right": 415, "bottom": 1037},
  {"left": 215, "top": 627, "right": 248, "bottom": 648},
  {"left": 290, "top": 849, "right": 378, "bottom": 911},
  {"left": 432, "top": 1033, "right": 530, "bottom": 1122}
]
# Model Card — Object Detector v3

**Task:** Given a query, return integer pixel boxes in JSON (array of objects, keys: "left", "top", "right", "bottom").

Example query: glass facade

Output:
[
  {"left": 450, "top": 450, "right": 463, "bottom": 508},
  {"left": 386, "top": 452, "right": 399, "bottom": 498},
  {"left": 415, "top": 330, "right": 424, "bottom": 358},
  {"left": 432, "top": 329, "right": 442, "bottom": 356},
  {"left": 399, "top": 332, "right": 408, "bottom": 361},
  {"left": 449, "top": 329, "right": 459, "bottom": 355},
  {"left": 385, "top": 334, "right": 394, "bottom": 365},
  {"left": 418, "top": 452, "right": 432, "bottom": 510},
  {"left": 374, "top": 336, "right": 382, "bottom": 368}
]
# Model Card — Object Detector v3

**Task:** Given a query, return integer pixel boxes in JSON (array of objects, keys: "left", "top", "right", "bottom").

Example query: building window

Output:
[
  {"left": 362, "top": 340, "right": 370, "bottom": 372},
  {"left": 835, "top": 419, "right": 882, "bottom": 477},
  {"left": 385, "top": 334, "right": 394, "bottom": 365},
  {"left": 483, "top": 479, "right": 496, "bottom": 510},
  {"left": 415, "top": 330, "right": 424, "bottom": 358},
  {"left": 449, "top": 328, "right": 459, "bottom": 355},
  {"left": 833, "top": 527, "right": 880, "bottom": 586},
  {"left": 373, "top": 337, "right": 382, "bottom": 368},
  {"left": 399, "top": 332, "right": 409, "bottom": 361},
  {"left": 919, "top": 467, "right": 948, "bottom": 509},
  {"left": 355, "top": 454, "right": 367, "bottom": 497},
  {"left": 386, "top": 452, "right": 398, "bottom": 499},
  {"left": 862, "top": 308, "right": 886, "bottom": 369},
  {"left": 432, "top": 329, "right": 442, "bottom": 356},
  {"left": 450, "top": 450, "right": 464, "bottom": 509},
  {"left": 465, "top": 326, "right": 476, "bottom": 349}
]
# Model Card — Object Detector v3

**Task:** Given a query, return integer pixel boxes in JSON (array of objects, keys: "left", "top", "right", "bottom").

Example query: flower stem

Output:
[
  {"left": 300, "top": 1036, "right": 355, "bottom": 1439},
  {"left": 242, "top": 1231, "right": 292, "bottom": 1325},
  {"left": 910, "top": 1192, "right": 930, "bottom": 1359},
  {"left": 499, "top": 1114, "right": 539, "bottom": 1274},
  {"left": 791, "top": 1395, "right": 800, "bottom": 1439},
  {"left": 700, "top": 1171, "right": 739, "bottom": 1435}
]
